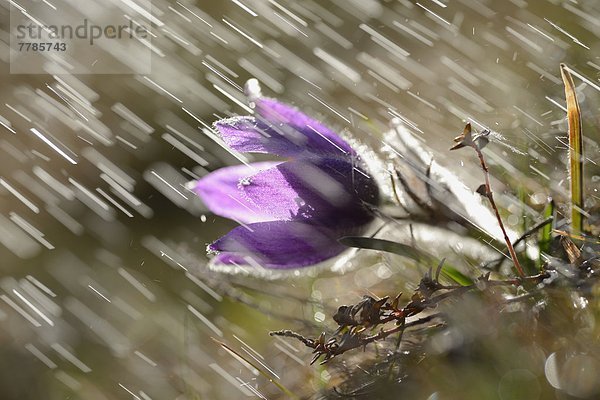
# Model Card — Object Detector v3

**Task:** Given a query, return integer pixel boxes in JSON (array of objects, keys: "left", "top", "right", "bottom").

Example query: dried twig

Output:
[
  {"left": 451, "top": 123, "right": 526, "bottom": 277},
  {"left": 270, "top": 267, "right": 549, "bottom": 364}
]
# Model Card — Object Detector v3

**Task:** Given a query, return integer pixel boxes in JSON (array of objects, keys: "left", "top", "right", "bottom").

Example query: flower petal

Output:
[
  {"left": 214, "top": 116, "right": 306, "bottom": 157},
  {"left": 240, "top": 157, "right": 378, "bottom": 227},
  {"left": 255, "top": 97, "right": 356, "bottom": 156},
  {"left": 209, "top": 221, "right": 347, "bottom": 269},
  {"left": 211, "top": 252, "right": 248, "bottom": 265},
  {"left": 191, "top": 161, "right": 280, "bottom": 224},
  {"left": 214, "top": 99, "right": 355, "bottom": 158}
]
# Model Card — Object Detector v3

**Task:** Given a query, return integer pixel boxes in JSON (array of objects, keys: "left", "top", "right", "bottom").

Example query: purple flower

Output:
[{"left": 191, "top": 80, "right": 379, "bottom": 270}]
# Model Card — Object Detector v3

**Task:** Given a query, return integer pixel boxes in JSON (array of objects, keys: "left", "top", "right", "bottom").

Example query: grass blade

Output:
[
  {"left": 339, "top": 236, "right": 429, "bottom": 261},
  {"left": 559, "top": 63, "right": 584, "bottom": 234},
  {"left": 539, "top": 199, "right": 554, "bottom": 264},
  {"left": 341, "top": 236, "right": 476, "bottom": 285},
  {"left": 441, "top": 265, "right": 474, "bottom": 286}
]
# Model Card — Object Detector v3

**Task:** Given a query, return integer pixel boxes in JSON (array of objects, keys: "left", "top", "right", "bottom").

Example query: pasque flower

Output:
[{"left": 191, "top": 80, "right": 379, "bottom": 270}]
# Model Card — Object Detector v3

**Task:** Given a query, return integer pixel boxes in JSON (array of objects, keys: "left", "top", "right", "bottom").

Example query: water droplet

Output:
[{"left": 314, "top": 311, "right": 325, "bottom": 323}]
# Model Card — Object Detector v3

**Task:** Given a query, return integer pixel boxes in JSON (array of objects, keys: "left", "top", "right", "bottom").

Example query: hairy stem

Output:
[{"left": 472, "top": 145, "right": 526, "bottom": 278}]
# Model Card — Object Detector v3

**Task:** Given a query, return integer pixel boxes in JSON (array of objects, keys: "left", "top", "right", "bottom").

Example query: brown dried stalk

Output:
[
  {"left": 451, "top": 123, "right": 526, "bottom": 277},
  {"left": 559, "top": 64, "right": 585, "bottom": 235}
]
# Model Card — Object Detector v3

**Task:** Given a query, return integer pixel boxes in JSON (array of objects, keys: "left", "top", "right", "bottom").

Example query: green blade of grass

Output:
[
  {"left": 539, "top": 199, "right": 554, "bottom": 264},
  {"left": 441, "top": 265, "right": 474, "bottom": 286},
  {"left": 341, "top": 236, "right": 475, "bottom": 285},
  {"left": 339, "top": 236, "right": 429, "bottom": 261},
  {"left": 559, "top": 63, "right": 584, "bottom": 235},
  {"left": 518, "top": 186, "right": 538, "bottom": 274}
]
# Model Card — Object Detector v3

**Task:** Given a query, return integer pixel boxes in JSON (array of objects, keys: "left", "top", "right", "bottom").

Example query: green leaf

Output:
[
  {"left": 340, "top": 237, "right": 476, "bottom": 286},
  {"left": 441, "top": 265, "right": 474, "bottom": 286},
  {"left": 339, "top": 236, "right": 430, "bottom": 262}
]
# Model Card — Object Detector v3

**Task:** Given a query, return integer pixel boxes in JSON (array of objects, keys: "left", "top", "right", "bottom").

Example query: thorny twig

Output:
[
  {"left": 270, "top": 265, "right": 549, "bottom": 364},
  {"left": 451, "top": 123, "right": 526, "bottom": 277},
  {"left": 270, "top": 315, "right": 444, "bottom": 365}
]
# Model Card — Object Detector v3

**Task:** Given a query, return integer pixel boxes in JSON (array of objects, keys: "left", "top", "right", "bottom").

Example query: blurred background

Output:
[{"left": 0, "top": 0, "right": 599, "bottom": 399}]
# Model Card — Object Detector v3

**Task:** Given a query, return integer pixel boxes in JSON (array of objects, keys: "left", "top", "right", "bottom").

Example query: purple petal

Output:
[
  {"left": 240, "top": 157, "right": 378, "bottom": 227},
  {"left": 214, "top": 99, "right": 355, "bottom": 158},
  {"left": 192, "top": 161, "right": 280, "bottom": 224},
  {"left": 255, "top": 97, "right": 356, "bottom": 156},
  {"left": 209, "top": 221, "right": 347, "bottom": 269},
  {"left": 214, "top": 117, "right": 306, "bottom": 157},
  {"left": 212, "top": 252, "right": 248, "bottom": 265}
]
